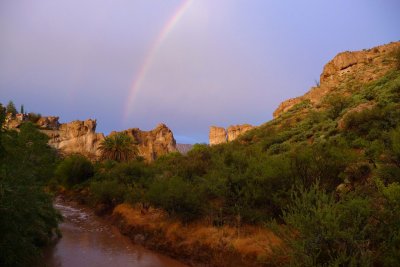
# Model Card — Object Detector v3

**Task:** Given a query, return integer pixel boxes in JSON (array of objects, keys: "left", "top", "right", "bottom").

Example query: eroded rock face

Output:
[
  {"left": 4, "top": 115, "right": 177, "bottom": 161},
  {"left": 227, "top": 124, "right": 254, "bottom": 141},
  {"left": 42, "top": 119, "right": 105, "bottom": 159},
  {"left": 37, "top": 116, "right": 60, "bottom": 130},
  {"left": 273, "top": 41, "right": 400, "bottom": 118},
  {"left": 209, "top": 124, "right": 254, "bottom": 145},
  {"left": 114, "top": 123, "right": 177, "bottom": 161},
  {"left": 209, "top": 126, "right": 227, "bottom": 146}
]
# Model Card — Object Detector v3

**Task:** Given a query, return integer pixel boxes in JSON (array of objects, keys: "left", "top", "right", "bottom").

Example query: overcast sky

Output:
[{"left": 1, "top": 0, "right": 399, "bottom": 143}]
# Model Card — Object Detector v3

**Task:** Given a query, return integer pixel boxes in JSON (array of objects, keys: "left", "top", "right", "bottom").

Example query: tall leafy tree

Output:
[
  {"left": 0, "top": 121, "right": 60, "bottom": 267},
  {"left": 99, "top": 132, "right": 139, "bottom": 162},
  {"left": 5, "top": 101, "right": 17, "bottom": 116}
]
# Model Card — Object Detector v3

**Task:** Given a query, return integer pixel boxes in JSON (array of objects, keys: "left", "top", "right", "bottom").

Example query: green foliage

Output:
[
  {"left": 323, "top": 93, "right": 351, "bottom": 119},
  {"left": 55, "top": 154, "right": 94, "bottom": 187},
  {"left": 391, "top": 127, "right": 400, "bottom": 166},
  {"left": 5, "top": 100, "right": 17, "bottom": 116},
  {"left": 394, "top": 48, "right": 400, "bottom": 70},
  {"left": 373, "top": 179, "right": 400, "bottom": 266},
  {"left": 275, "top": 183, "right": 373, "bottom": 267},
  {"left": 343, "top": 104, "right": 400, "bottom": 138},
  {"left": 20, "top": 105, "right": 24, "bottom": 114},
  {"left": 146, "top": 176, "right": 205, "bottom": 222},
  {"left": 0, "top": 120, "right": 60, "bottom": 266},
  {"left": 90, "top": 179, "right": 126, "bottom": 206},
  {"left": 99, "top": 132, "right": 138, "bottom": 162}
]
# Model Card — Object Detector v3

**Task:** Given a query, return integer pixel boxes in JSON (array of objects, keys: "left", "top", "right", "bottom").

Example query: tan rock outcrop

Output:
[
  {"left": 114, "top": 123, "right": 177, "bottom": 161},
  {"left": 209, "top": 126, "right": 227, "bottom": 146},
  {"left": 37, "top": 116, "right": 60, "bottom": 130},
  {"left": 209, "top": 124, "right": 254, "bottom": 145},
  {"left": 227, "top": 124, "right": 254, "bottom": 141},
  {"left": 42, "top": 119, "right": 105, "bottom": 159},
  {"left": 273, "top": 41, "right": 400, "bottom": 118},
  {"left": 5, "top": 115, "right": 177, "bottom": 161}
]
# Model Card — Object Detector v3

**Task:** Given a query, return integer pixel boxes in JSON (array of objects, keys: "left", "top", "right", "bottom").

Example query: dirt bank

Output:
[{"left": 110, "top": 203, "right": 282, "bottom": 267}]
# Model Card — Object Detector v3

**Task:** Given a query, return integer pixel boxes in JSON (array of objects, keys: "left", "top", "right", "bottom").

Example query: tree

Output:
[
  {"left": 99, "top": 133, "right": 138, "bottom": 162},
  {"left": 0, "top": 121, "right": 60, "bottom": 266},
  {"left": 55, "top": 154, "right": 94, "bottom": 187},
  {"left": 6, "top": 101, "right": 17, "bottom": 116},
  {"left": 20, "top": 105, "right": 24, "bottom": 114}
]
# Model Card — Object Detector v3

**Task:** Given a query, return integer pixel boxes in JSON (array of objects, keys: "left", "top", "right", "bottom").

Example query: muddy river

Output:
[{"left": 40, "top": 199, "right": 188, "bottom": 267}]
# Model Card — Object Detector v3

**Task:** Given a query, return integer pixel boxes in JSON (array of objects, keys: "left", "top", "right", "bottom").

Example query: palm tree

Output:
[{"left": 99, "top": 132, "right": 139, "bottom": 162}]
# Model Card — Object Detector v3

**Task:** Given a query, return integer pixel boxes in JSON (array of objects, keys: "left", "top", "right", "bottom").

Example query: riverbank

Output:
[
  {"left": 111, "top": 204, "right": 282, "bottom": 267},
  {"left": 42, "top": 197, "right": 188, "bottom": 267},
  {"left": 59, "top": 189, "right": 282, "bottom": 266}
]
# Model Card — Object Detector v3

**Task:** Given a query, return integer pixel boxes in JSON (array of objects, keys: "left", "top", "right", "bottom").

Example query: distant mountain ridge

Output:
[{"left": 176, "top": 143, "right": 193, "bottom": 154}]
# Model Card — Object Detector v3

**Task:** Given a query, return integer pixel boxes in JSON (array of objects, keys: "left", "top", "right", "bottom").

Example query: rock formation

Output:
[
  {"left": 36, "top": 116, "right": 60, "bottom": 130},
  {"left": 209, "top": 124, "right": 254, "bottom": 145},
  {"left": 209, "top": 126, "right": 228, "bottom": 146},
  {"left": 273, "top": 41, "right": 400, "bottom": 118},
  {"left": 41, "top": 119, "right": 105, "bottom": 159},
  {"left": 111, "top": 123, "right": 177, "bottom": 161},
  {"left": 4, "top": 114, "right": 177, "bottom": 161},
  {"left": 227, "top": 124, "right": 254, "bottom": 141}
]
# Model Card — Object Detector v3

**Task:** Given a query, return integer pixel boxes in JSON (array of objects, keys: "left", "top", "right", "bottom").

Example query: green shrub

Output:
[
  {"left": 267, "top": 143, "right": 290, "bottom": 155},
  {"left": 393, "top": 48, "right": 400, "bottom": 70},
  {"left": 146, "top": 176, "right": 205, "bottom": 222},
  {"left": 90, "top": 179, "right": 126, "bottom": 205},
  {"left": 273, "top": 182, "right": 373, "bottom": 266},
  {"left": 55, "top": 154, "right": 94, "bottom": 187},
  {"left": 323, "top": 93, "right": 351, "bottom": 119}
]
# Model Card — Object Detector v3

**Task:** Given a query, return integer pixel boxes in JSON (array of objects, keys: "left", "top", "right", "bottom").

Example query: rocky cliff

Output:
[
  {"left": 111, "top": 123, "right": 177, "bottom": 161},
  {"left": 209, "top": 124, "right": 254, "bottom": 145},
  {"left": 273, "top": 41, "right": 400, "bottom": 118},
  {"left": 4, "top": 115, "right": 177, "bottom": 161},
  {"left": 41, "top": 119, "right": 105, "bottom": 159}
]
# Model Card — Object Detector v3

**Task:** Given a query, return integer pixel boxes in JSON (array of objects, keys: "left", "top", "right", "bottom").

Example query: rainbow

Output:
[{"left": 123, "top": 0, "right": 192, "bottom": 121}]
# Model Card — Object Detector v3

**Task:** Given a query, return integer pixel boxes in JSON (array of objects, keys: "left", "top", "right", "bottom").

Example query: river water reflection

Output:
[{"left": 41, "top": 199, "right": 188, "bottom": 267}]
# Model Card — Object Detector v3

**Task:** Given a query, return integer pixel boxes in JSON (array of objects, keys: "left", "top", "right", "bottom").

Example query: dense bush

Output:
[
  {"left": 323, "top": 93, "right": 351, "bottom": 119},
  {"left": 90, "top": 179, "right": 126, "bottom": 206},
  {"left": 146, "top": 176, "right": 205, "bottom": 222},
  {"left": 0, "top": 118, "right": 60, "bottom": 266},
  {"left": 274, "top": 183, "right": 373, "bottom": 266},
  {"left": 55, "top": 154, "right": 94, "bottom": 187}
]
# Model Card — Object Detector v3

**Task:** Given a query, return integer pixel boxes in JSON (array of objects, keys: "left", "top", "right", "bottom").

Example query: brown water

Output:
[{"left": 40, "top": 199, "right": 188, "bottom": 267}]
